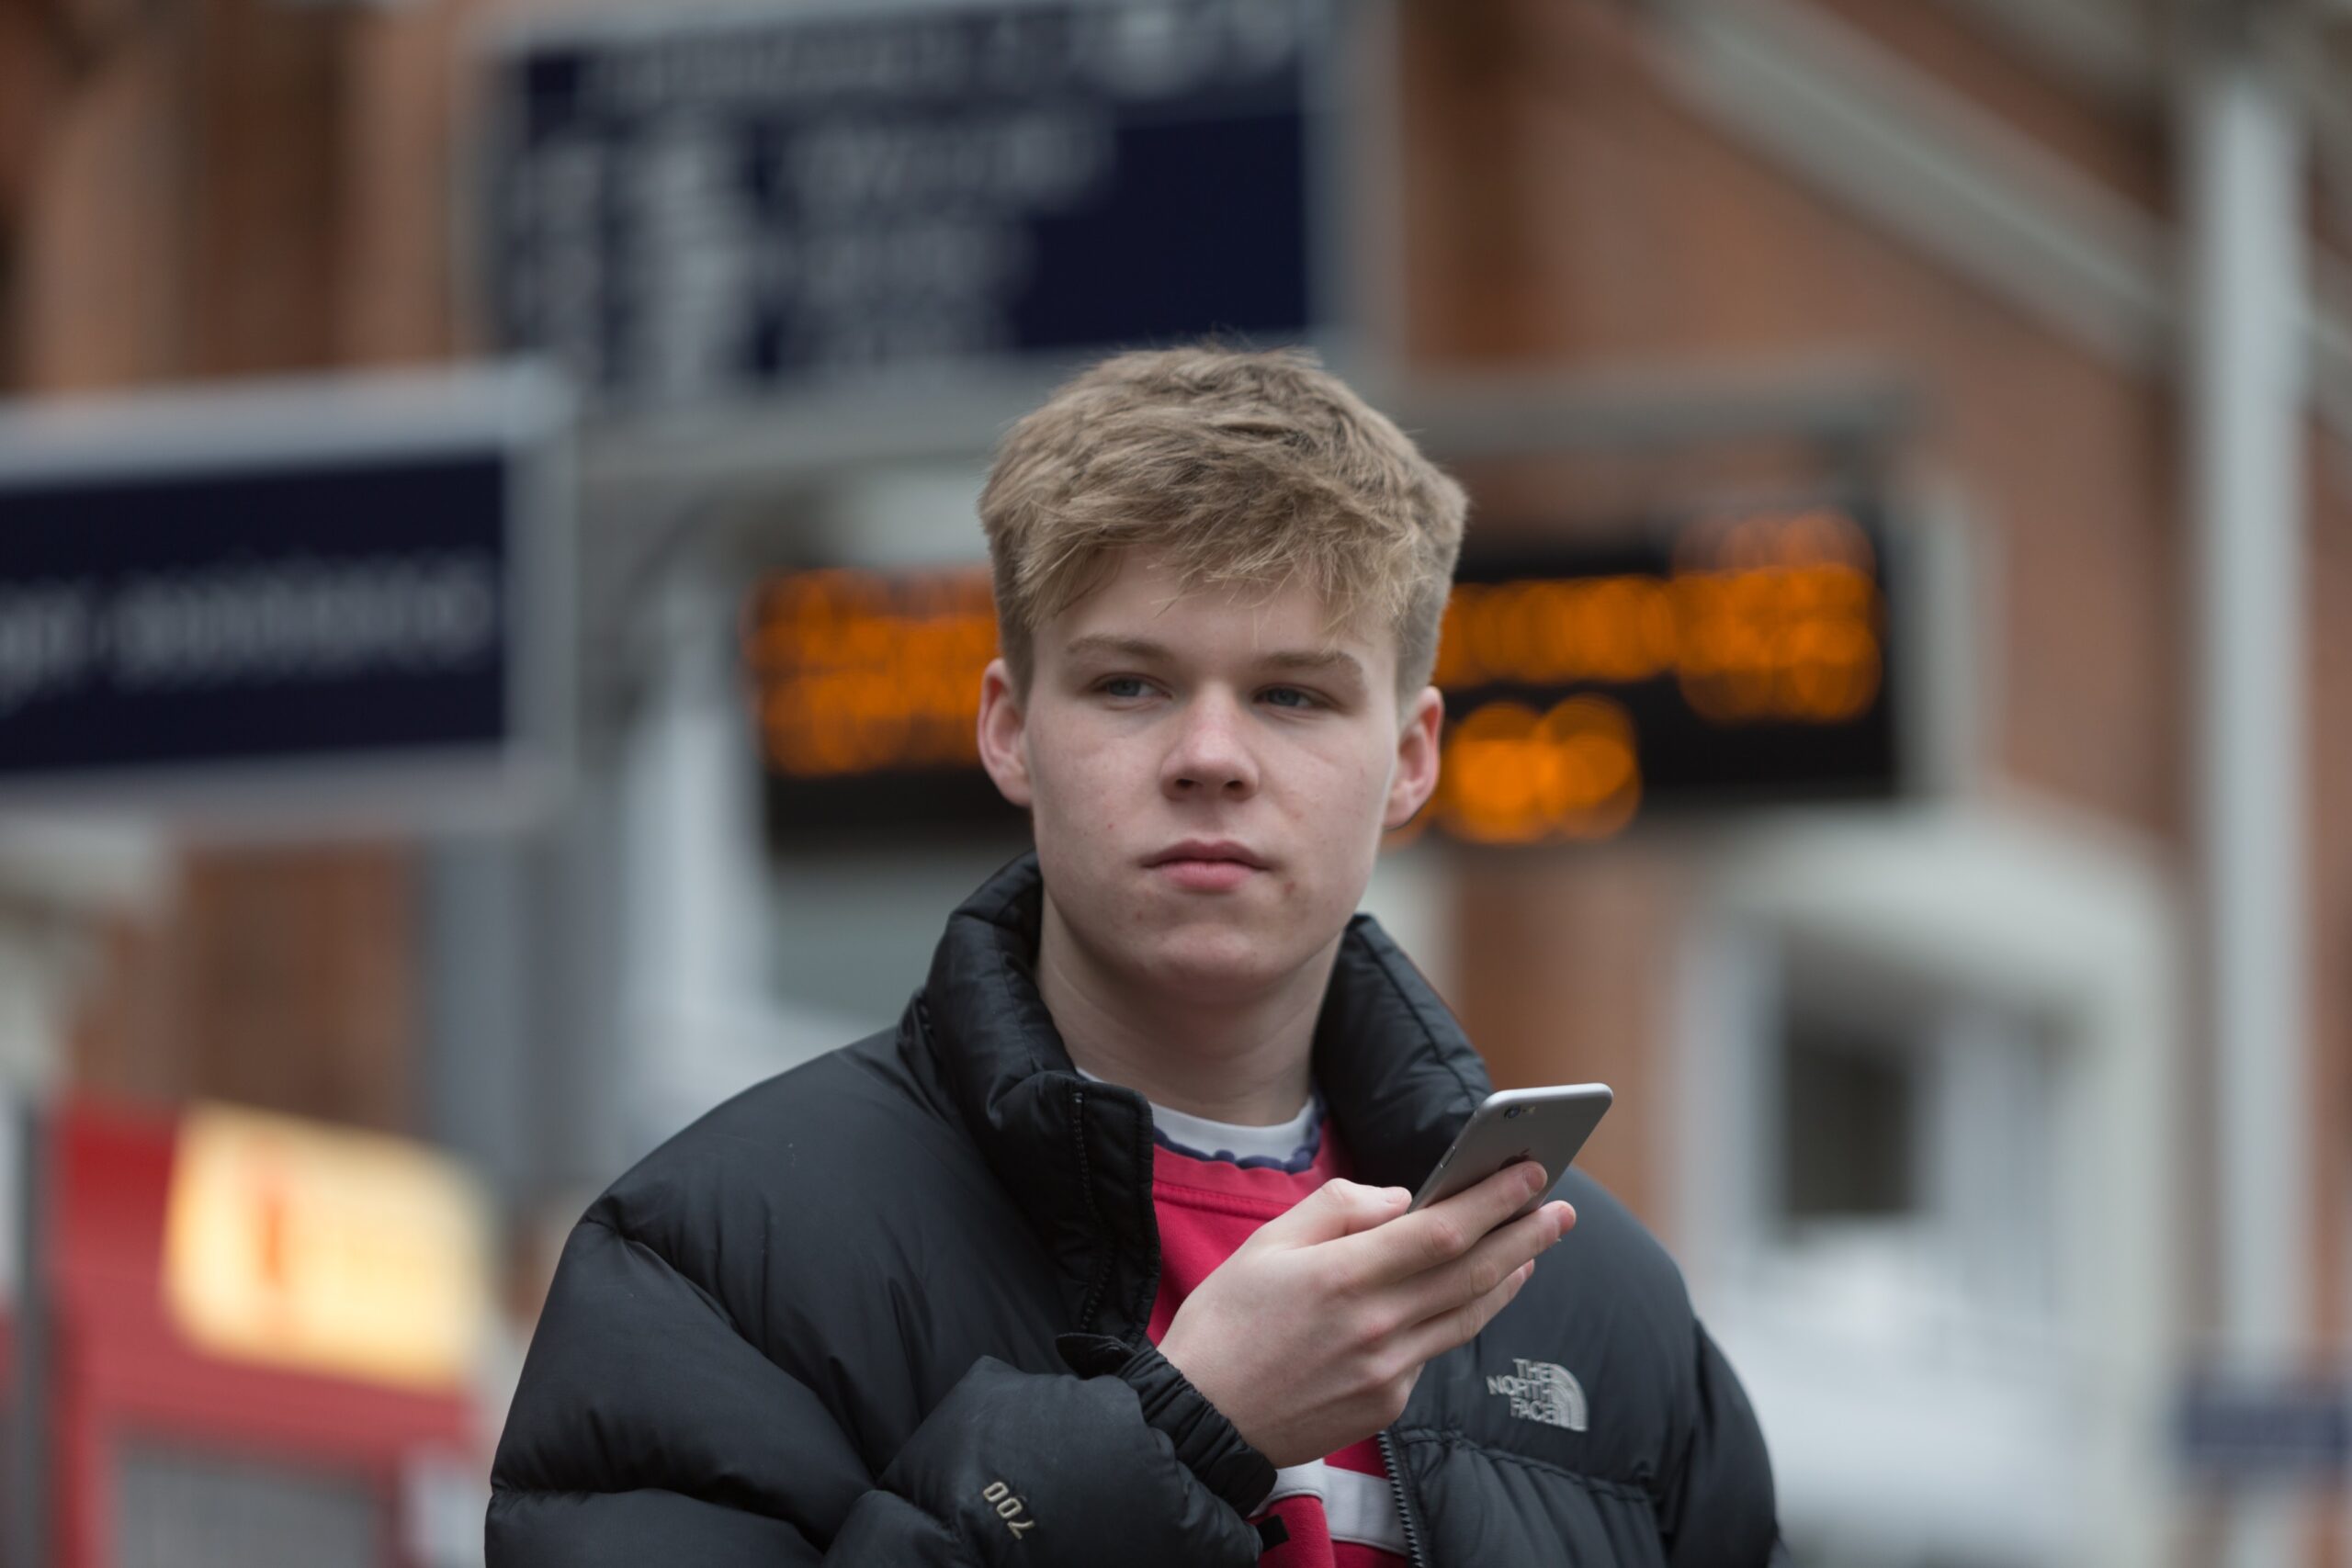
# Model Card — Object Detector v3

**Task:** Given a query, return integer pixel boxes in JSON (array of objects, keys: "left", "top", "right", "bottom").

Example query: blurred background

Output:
[{"left": 1, "top": 0, "right": 2348, "bottom": 1563}]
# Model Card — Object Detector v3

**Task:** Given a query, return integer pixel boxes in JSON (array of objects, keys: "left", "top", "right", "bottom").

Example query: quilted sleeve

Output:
[
  {"left": 487, "top": 1214, "right": 1266, "bottom": 1568},
  {"left": 1659, "top": 1319, "right": 1792, "bottom": 1567}
]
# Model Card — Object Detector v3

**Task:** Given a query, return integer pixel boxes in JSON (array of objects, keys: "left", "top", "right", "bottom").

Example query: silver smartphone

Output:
[{"left": 1408, "top": 1084, "right": 1613, "bottom": 1219}]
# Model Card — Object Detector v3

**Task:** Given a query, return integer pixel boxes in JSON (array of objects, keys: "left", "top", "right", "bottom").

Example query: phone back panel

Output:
[{"left": 1411, "top": 1085, "right": 1613, "bottom": 1216}]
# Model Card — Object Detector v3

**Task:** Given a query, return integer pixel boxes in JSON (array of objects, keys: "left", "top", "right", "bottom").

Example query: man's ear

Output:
[
  {"left": 977, "top": 657, "right": 1035, "bottom": 808},
  {"left": 1385, "top": 685, "right": 1444, "bottom": 830}
]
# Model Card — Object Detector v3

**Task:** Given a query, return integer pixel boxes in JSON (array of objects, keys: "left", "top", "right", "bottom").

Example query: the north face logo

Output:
[{"left": 1485, "top": 1359, "right": 1588, "bottom": 1431}]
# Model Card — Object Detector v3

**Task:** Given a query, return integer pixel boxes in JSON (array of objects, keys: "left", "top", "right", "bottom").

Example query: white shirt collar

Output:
[{"left": 1074, "top": 1067, "right": 1317, "bottom": 1164}]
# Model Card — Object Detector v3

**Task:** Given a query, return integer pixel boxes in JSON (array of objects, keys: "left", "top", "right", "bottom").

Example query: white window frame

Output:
[
  {"left": 1758, "top": 935, "right": 2059, "bottom": 1343},
  {"left": 1674, "top": 800, "right": 2180, "bottom": 1568}
]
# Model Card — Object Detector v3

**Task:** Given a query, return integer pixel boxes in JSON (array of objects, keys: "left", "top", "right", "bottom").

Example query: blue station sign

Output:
[
  {"left": 485, "top": 0, "right": 1334, "bottom": 409},
  {"left": 0, "top": 368, "right": 570, "bottom": 827}
]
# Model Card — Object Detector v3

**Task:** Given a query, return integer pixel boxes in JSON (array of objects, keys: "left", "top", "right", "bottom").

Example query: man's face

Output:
[{"left": 977, "top": 547, "right": 1443, "bottom": 1003}]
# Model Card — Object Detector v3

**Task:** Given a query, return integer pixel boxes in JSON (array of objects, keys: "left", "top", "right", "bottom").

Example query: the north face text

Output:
[{"left": 1485, "top": 1359, "right": 1589, "bottom": 1431}]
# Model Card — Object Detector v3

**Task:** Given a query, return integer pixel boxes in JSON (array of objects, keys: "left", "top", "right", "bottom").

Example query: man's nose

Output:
[{"left": 1161, "top": 688, "right": 1260, "bottom": 800}]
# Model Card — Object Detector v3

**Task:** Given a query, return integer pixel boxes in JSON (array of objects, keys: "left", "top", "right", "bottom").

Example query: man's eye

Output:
[
  {"left": 1261, "top": 686, "right": 1322, "bottom": 710},
  {"left": 1097, "top": 676, "right": 1151, "bottom": 699}
]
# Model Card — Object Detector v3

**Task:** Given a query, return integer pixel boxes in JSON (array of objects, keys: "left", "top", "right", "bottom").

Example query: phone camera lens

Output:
[{"left": 1504, "top": 1106, "right": 1524, "bottom": 1119}]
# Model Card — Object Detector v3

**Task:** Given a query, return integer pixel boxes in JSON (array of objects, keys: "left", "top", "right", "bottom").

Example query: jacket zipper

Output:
[
  {"left": 1377, "top": 1428, "right": 1431, "bottom": 1568},
  {"left": 1068, "top": 1087, "right": 1118, "bottom": 1334}
]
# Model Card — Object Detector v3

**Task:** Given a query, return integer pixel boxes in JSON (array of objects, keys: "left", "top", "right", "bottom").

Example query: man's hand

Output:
[{"left": 1157, "top": 1162, "right": 1574, "bottom": 1469}]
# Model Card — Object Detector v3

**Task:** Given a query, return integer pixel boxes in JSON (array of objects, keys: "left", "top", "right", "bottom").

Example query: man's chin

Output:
[{"left": 1130, "top": 929, "right": 1310, "bottom": 1000}]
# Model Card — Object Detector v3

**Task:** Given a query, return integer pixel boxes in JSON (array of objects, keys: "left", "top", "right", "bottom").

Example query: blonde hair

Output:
[{"left": 978, "top": 344, "right": 1468, "bottom": 696}]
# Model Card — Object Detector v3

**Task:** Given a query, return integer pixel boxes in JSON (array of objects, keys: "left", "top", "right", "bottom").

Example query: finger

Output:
[
  {"left": 1251, "top": 1178, "right": 1410, "bottom": 1248},
  {"left": 1339, "top": 1160, "right": 1550, "bottom": 1284},
  {"left": 1397, "top": 1253, "right": 1539, "bottom": 1366},
  {"left": 1393, "top": 1201, "right": 1573, "bottom": 1326}
]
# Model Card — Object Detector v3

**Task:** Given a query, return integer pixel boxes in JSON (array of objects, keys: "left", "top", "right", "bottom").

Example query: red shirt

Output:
[{"left": 1143, "top": 1123, "right": 1409, "bottom": 1567}]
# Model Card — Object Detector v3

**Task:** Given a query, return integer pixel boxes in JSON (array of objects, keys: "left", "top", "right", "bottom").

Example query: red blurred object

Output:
[{"left": 39, "top": 1099, "right": 474, "bottom": 1568}]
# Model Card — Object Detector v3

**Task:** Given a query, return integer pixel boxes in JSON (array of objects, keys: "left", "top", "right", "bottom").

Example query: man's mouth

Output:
[{"left": 1145, "top": 840, "right": 1269, "bottom": 892}]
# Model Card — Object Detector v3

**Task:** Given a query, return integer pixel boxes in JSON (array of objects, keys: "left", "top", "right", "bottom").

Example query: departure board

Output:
[{"left": 748, "top": 502, "right": 1904, "bottom": 846}]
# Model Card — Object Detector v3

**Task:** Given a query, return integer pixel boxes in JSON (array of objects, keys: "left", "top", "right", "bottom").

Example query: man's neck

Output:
[{"left": 1035, "top": 893, "right": 1330, "bottom": 1125}]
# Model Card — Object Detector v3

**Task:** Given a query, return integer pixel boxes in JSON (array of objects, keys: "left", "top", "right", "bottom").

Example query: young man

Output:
[{"left": 489, "top": 347, "right": 1786, "bottom": 1566}]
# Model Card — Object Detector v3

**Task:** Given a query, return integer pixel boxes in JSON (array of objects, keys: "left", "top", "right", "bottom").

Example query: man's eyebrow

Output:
[
  {"left": 1060, "top": 633, "right": 1366, "bottom": 683},
  {"left": 1061, "top": 634, "right": 1174, "bottom": 663},
  {"left": 1260, "top": 648, "right": 1368, "bottom": 683}
]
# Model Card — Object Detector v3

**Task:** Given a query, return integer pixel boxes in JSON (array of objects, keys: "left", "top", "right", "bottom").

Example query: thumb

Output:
[{"left": 1254, "top": 1179, "right": 1410, "bottom": 1248}]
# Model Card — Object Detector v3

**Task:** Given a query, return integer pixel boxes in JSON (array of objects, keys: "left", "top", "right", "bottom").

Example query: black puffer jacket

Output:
[{"left": 489, "top": 854, "right": 1787, "bottom": 1565}]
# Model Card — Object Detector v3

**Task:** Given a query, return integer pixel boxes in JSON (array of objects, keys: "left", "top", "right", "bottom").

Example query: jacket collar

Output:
[{"left": 906, "top": 852, "right": 1491, "bottom": 1334}]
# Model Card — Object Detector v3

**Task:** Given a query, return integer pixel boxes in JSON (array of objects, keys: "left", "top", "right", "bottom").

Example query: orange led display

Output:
[
  {"left": 1435, "top": 694, "right": 1643, "bottom": 845},
  {"left": 1432, "top": 507, "right": 1883, "bottom": 728},
  {"left": 749, "top": 506, "right": 1895, "bottom": 843},
  {"left": 748, "top": 567, "right": 999, "bottom": 779}
]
